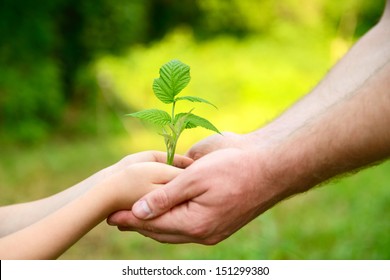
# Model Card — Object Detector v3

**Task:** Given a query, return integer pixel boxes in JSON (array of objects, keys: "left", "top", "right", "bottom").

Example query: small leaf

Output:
[
  {"left": 175, "top": 112, "right": 221, "bottom": 134},
  {"left": 173, "top": 112, "right": 192, "bottom": 135},
  {"left": 153, "top": 59, "right": 191, "bottom": 104},
  {"left": 153, "top": 78, "right": 174, "bottom": 104},
  {"left": 126, "top": 109, "right": 171, "bottom": 126},
  {"left": 175, "top": 96, "right": 217, "bottom": 108},
  {"left": 159, "top": 131, "right": 174, "bottom": 146}
]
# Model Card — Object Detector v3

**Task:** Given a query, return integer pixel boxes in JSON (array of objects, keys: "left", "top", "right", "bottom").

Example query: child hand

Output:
[
  {"left": 107, "top": 161, "right": 186, "bottom": 212},
  {"left": 115, "top": 151, "right": 193, "bottom": 169}
]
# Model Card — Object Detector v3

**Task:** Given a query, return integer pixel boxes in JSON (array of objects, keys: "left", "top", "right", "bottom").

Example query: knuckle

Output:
[
  {"left": 148, "top": 188, "right": 171, "bottom": 212},
  {"left": 119, "top": 154, "right": 135, "bottom": 165}
]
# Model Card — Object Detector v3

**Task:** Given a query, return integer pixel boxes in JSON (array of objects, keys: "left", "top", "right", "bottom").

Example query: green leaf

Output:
[
  {"left": 126, "top": 109, "right": 171, "bottom": 126},
  {"left": 173, "top": 111, "right": 191, "bottom": 135},
  {"left": 175, "top": 113, "right": 221, "bottom": 134},
  {"left": 153, "top": 59, "right": 191, "bottom": 104},
  {"left": 153, "top": 78, "right": 173, "bottom": 104},
  {"left": 175, "top": 96, "right": 217, "bottom": 108},
  {"left": 159, "top": 131, "right": 174, "bottom": 146}
]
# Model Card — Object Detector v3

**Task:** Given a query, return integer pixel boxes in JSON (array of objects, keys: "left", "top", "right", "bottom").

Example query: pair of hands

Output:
[{"left": 107, "top": 132, "right": 277, "bottom": 244}]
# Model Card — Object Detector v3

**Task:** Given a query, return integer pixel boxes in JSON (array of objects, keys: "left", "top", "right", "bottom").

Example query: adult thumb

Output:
[{"left": 132, "top": 170, "right": 203, "bottom": 220}]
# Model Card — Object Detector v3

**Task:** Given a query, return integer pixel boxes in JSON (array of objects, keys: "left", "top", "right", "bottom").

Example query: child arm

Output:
[
  {"left": 0, "top": 151, "right": 192, "bottom": 238},
  {"left": 0, "top": 160, "right": 185, "bottom": 259},
  {"left": 0, "top": 164, "right": 116, "bottom": 237}
]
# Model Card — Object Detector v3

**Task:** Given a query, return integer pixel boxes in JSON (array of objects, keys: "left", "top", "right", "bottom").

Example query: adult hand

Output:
[{"left": 107, "top": 144, "right": 282, "bottom": 244}]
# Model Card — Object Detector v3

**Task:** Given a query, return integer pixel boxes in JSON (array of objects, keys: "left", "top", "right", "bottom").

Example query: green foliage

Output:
[
  {"left": 152, "top": 60, "right": 191, "bottom": 104},
  {"left": 0, "top": 0, "right": 385, "bottom": 144},
  {"left": 0, "top": 60, "right": 63, "bottom": 144},
  {"left": 196, "top": 0, "right": 385, "bottom": 38},
  {"left": 127, "top": 59, "right": 219, "bottom": 165},
  {"left": 0, "top": 0, "right": 147, "bottom": 144},
  {"left": 129, "top": 109, "right": 171, "bottom": 126},
  {"left": 97, "top": 29, "right": 331, "bottom": 136}
]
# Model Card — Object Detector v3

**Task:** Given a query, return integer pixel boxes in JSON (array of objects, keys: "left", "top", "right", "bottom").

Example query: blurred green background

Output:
[{"left": 1, "top": 0, "right": 389, "bottom": 259}]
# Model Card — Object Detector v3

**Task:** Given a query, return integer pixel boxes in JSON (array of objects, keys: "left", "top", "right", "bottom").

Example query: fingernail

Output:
[
  {"left": 106, "top": 214, "right": 118, "bottom": 226},
  {"left": 133, "top": 200, "right": 153, "bottom": 219}
]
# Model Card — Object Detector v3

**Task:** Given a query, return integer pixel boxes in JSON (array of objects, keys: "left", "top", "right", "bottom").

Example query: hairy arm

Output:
[
  {"left": 245, "top": 1, "right": 390, "bottom": 148},
  {"left": 266, "top": 59, "right": 390, "bottom": 198}
]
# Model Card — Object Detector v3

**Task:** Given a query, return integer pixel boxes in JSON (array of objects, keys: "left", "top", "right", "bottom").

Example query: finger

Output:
[
  {"left": 109, "top": 205, "right": 181, "bottom": 233},
  {"left": 108, "top": 207, "right": 202, "bottom": 244},
  {"left": 186, "top": 133, "right": 227, "bottom": 160},
  {"left": 111, "top": 193, "right": 203, "bottom": 236},
  {"left": 114, "top": 225, "right": 198, "bottom": 244},
  {"left": 118, "top": 151, "right": 193, "bottom": 167},
  {"left": 107, "top": 210, "right": 137, "bottom": 227},
  {"left": 172, "top": 154, "right": 194, "bottom": 168},
  {"left": 131, "top": 162, "right": 185, "bottom": 184},
  {"left": 186, "top": 139, "right": 213, "bottom": 160},
  {"left": 146, "top": 151, "right": 194, "bottom": 168},
  {"left": 112, "top": 220, "right": 209, "bottom": 244},
  {"left": 107, "top": 207, "right": 186, "bottom": 236},
  {"left": 131, "top": 229, "right": 199, "bottom": 244}
]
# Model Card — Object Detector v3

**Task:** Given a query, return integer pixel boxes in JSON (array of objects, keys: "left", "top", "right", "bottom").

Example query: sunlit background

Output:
[{"left": 1, "top": 0, "right": 389, "bottom": 259}]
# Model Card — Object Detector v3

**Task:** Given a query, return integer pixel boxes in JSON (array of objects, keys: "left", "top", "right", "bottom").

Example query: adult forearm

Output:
[
  {"left": 243, "top": 1, "right": 390, "bottom": 208},
  {"left": 266, "top": 60, "right": 390, "bottom": 198},
  {"left": 247, "top": 5, "right": 390, "bottom": 147}
]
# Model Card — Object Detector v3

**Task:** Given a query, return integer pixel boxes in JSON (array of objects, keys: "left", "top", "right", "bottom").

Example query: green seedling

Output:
[{"left": 127, "top": 59, "right": 220, "bottom": 165}]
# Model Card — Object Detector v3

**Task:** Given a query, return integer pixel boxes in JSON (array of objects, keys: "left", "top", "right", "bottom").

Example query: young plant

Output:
[{"left": 127, "top": 59, "right": 220, "bottom": 165}]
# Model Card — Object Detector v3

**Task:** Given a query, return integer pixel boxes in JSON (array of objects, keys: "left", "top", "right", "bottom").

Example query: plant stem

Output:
[
  {"left": 171, "top": 100, "right": 176, "bottom": 120},
  {"left": 166, "top": 127, "right": 179, "bottom": 165},
  {"left": 166, "top": 100, "right": 177, "bottom": 165},
  {"left": 166, "top": 140, "right": 177, "bottom": 165}
]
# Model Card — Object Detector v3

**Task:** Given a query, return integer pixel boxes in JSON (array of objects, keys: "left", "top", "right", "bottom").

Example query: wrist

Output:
[
  {"left": 87, "top": 172, "right": 130, "bottom": 216},
  {"left": 96, "top": 165, "right": 154, "bottom": 214},
  {"left": 216, "top": 145, "right": 292, "bottom": 217},
  {"left": 243, "top": 131, "right": 320, "bottom": 207}
]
